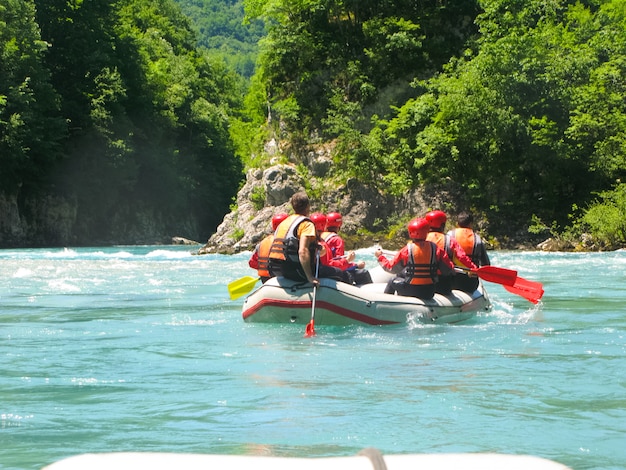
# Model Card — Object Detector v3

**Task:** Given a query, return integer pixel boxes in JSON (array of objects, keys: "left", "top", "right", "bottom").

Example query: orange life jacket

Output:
[
  {"left": 405, "top": 241, "right": 437, "bottom": 285},
  {"left": 426, "top": 231, "right": 453, "bottom": 260},
  {"left": 256, "top": 235, "right": 274, "bottom": 278},
  {"left": 450, "top": 228, "right": 478, "bottom": 264},
  {"left": 269, "top": 215, "right": 312, "bottom": 264}
]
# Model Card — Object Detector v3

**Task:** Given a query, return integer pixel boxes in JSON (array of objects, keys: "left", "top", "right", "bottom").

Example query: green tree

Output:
[
  {"left": 28, "top": 0, "right": 243, "bottom": 242},
  {"left": 245, "top": 0, "right": 480, "bottom": 137},
  {"left": 369, "top": 0, "right": 626, "bottom": 234},
  {"left": 174, "top": 0, "right": 265, "bottom": 78},
  {"left": 0, "top": 0, "right": 64, "bottom": 193}
]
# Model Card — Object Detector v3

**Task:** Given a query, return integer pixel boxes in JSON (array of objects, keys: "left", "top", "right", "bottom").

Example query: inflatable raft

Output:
[
  {"left": 43, "top": 450, "right": 572, "bottom": 469},
  {"left": 242, "top": 267, "right": 491, "bottom": 326}
]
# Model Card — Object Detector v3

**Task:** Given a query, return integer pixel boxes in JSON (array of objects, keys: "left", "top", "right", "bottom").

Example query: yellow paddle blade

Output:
[{"left": 227, "top": 276, "right": 259, "bottom": 300}]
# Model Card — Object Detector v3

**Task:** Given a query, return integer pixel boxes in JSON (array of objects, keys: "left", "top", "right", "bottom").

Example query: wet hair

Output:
[
  {"left": 290, "top": 191, "right": 310, "bottom": 214},
  {"left": 457, "top": 211, "right": 473, "bottom": 228}
]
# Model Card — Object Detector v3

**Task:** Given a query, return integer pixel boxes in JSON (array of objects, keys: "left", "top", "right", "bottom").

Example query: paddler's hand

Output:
[
  {"left": 310, "top": 278, "right": 320, "bottom": 287},
  {"left": 356, "top": 260, "right": 365, "bottom": 269},
  {"left": 374, "top": 248, "right": 383, "bottom": 258}
]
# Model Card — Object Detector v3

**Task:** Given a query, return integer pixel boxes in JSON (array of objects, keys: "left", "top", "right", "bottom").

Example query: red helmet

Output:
[
  {"left": 310, "top": 212, "right": 327, "bottom": 232},
  {"left": 425, "top": 210, "right": 447, "bottom": 228},
  {"left": 271, "top": 212, "right": 289, "bottom": 230},
  {"left": 408, "top": 217, "right": 430, "bottom": 240},
  {"left": 326, "top": 212, "right": 342, "bottom": 230}
]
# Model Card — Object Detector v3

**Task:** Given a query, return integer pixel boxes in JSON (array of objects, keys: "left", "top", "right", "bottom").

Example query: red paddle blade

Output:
[
  {"left": 304, "top": 320, "right": 316, "bottom": 337},
  {"left": 504, "top": 276, "right": 544, "bottom": 304},
  {"left": 474, "top": 265, "right": 518, "bottom": 286}
]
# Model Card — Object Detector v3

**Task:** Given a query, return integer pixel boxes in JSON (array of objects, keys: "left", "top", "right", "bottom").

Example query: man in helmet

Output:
[
  {"left": 447, "top": 211, "right": 490, "bottom": 292},
  {"left": 374, "top": 218, "right": 455, "bottom": 300},
  {"left": 311, "top": 213, "right": 373, "bottom": 285},
  {"left": 425, "top": 210, "right": 478, "bottom": 294},
  {"left": 268, "top": 192, "right": 319, "bottom": 285},
  {"left": 248, "top": 212, "right": 289, "bottom": 283}
]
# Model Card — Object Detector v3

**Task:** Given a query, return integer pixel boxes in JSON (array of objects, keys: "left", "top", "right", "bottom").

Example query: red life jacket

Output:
[
  {"left": 321, "top": 231, "right": 343, "bottom": 257},
  {"left": 405, "top": 241, "right": 437, "bottom": 285}
]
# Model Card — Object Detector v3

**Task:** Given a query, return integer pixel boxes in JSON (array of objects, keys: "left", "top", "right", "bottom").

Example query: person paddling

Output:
[
  {"left": 267, "top": 192, "right": 318, "bottom": 286},
  {"left": 375, "top": 218, "right": 455, "bottom": 300},
  {"left": 248, "top": 212, "right": 288, "bottom": 283},
  {"left": 311, "top": 212, "right": 372, "bottom": 285},
  {"left": 447, "top": 211, "right": 490, "bottom": 292},
  {"left": 425, "top": 210, "right": 477, "bottom": 294}
]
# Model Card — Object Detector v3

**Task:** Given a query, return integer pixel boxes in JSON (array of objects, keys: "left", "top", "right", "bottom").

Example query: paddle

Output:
[
  {"left": 472, "top": 265, "right": 518, "bottom": 286},
  {"left": 304, "top": 251, "right": 321, "bottom": 338},
  {"left": 227, "top": 276, "right": 259, "bottom": 300},
  {"left": 457, "top": 265, "right": 518, "bottom": 286},
  {"left": 504, "top": 276, "right": 545, "bottom": 304}
]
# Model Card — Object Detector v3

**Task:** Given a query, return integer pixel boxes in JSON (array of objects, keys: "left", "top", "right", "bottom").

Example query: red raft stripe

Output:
[{"left": 242, "top": 297, "right": 401, "bottom": 325}]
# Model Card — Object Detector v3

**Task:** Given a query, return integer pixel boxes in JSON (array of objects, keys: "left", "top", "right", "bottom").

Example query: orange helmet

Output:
[
  {"left": 425, "top": 210, "right": 447, "bottom": 228},
  {"left": 408, "top": 217, "right": 430, "bottom": 240},
  {"left": 271, "top": 212, "right": 289, "bottom": 230},
  {"left": 310, "top": 212, "right": 327, "bottom": 232},
  {"left": 326, "top": 212, "right": 342, "bottom": 230}
]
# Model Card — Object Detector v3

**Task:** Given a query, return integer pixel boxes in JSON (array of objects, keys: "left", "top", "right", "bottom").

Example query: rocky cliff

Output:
[
  {"left": 198, "top": 163, "right": 462, "bottom": 254},
  {"left": 0, "top": 192, "right": 198, "bottom": 248}
]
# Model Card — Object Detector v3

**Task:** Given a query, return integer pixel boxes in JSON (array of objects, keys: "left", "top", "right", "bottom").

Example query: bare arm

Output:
[{"left": 299, "top": 234, "right": 318, "bottom": 284}]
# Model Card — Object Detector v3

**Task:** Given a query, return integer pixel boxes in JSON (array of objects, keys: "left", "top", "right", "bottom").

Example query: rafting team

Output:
[{"left": 248, "top": 191, "right": 490, "bottom": 301}]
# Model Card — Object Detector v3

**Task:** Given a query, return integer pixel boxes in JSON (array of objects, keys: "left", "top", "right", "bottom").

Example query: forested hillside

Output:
[
  {"left": 237, "top": 0, "right": 626, "bottom": 248},
  {"left": 2, "top": 0, "right": 626, "bottom": 248},
  {"left": 0, "top": 0, "right": 243, "bottom": 246},
  {"left": 173, "top": 0, "right": 264, "bottom": 78}
]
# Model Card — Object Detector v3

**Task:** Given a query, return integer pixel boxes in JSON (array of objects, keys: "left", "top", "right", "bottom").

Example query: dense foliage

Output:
[
  {"left": 243, "top": 0, "right": 626, "bottom": 247},
  {"left": 1, "top": 0, "right": 243, "bottom": 244},
  {"left": 3, "top": 0, "right": 626, "bottom": 248},
  {"left": 174, "top": 0, "right": 264, "bottom": 78}
]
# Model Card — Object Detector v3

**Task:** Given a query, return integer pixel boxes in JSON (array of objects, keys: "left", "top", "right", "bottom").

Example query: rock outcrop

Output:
[
  {"left": 0, "top": 193, "right": 78, "bottom": 247},
  {"left": 198, "top": 162, "right": 460, "bottom": 254}
]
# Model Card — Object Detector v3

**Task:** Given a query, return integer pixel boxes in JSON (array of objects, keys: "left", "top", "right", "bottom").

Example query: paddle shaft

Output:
[
  {"left": 304, "top": 251, "right": 320, "bottom": 337},
  {"left": 456, "top": 265, "right": 518, "bottom": 286}
]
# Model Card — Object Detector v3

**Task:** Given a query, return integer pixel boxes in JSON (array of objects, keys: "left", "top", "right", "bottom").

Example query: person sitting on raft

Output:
[
  {"left": 374, "top": 217, "right": 455, "bottom": 300},
  {"left": 425, "top": 210, "right": 477, "bottom": 295},
  {"left": 310, "top": 212, "right": 369, "bottom": 285},
  {"left": 268, "top": 192, "right": 319, "bottom": 285},
  {"left": 312, "top": 212, "right": 372, "bottom": 285},
  {"left": 248, "top": 212, "right": 289, "bottom": 283},
  {"left": 447, "top": 210, "right": 490, "bottom": 293}
]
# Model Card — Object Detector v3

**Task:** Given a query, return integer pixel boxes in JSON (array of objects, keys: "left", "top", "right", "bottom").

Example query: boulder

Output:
[{"left": 198, "top": 162, "right": 463, "bottom": 254}]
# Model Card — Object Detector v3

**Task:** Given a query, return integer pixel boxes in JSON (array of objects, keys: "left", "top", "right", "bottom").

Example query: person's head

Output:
[
  {"left": 456, "top": 211, "right": 473, "bottom": 228},
  {"left": 310, "top": 212, "right": 327, "bottom": 233},
  {"left": 290, "top": 191, "right": 310, "bottom": 215},
  {"left": 326, "top": 212, "right": 343, "bottom": 232},
  {"left": 425, "top": 210, "right": 447, "bottom": 232},
  {"left": 271, "top": 212, "right": 289, "bottom": 231},
  {"left": 408, "top": 217, "right": 430, "bottom": 241}
]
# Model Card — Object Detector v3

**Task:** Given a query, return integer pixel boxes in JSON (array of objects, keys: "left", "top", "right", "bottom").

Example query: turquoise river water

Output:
[{"left": 1, "top": 246, "right": 624, "bottom": 469}]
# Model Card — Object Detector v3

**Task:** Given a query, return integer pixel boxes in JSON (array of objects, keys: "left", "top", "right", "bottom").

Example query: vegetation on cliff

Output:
[
  {"left": 237, "top": 0, "right": 626, "bottom": 249},
  {"left": 1, "top": 0, "right": 243, "bottom": 245},
  {"left": 2, "top": 0, "right": 626, "bottom": 249}
]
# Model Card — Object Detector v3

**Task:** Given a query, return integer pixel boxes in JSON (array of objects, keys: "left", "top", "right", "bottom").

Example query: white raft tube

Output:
[{"left": 43, "top": 449, "right": 572, "bottom": 470}]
